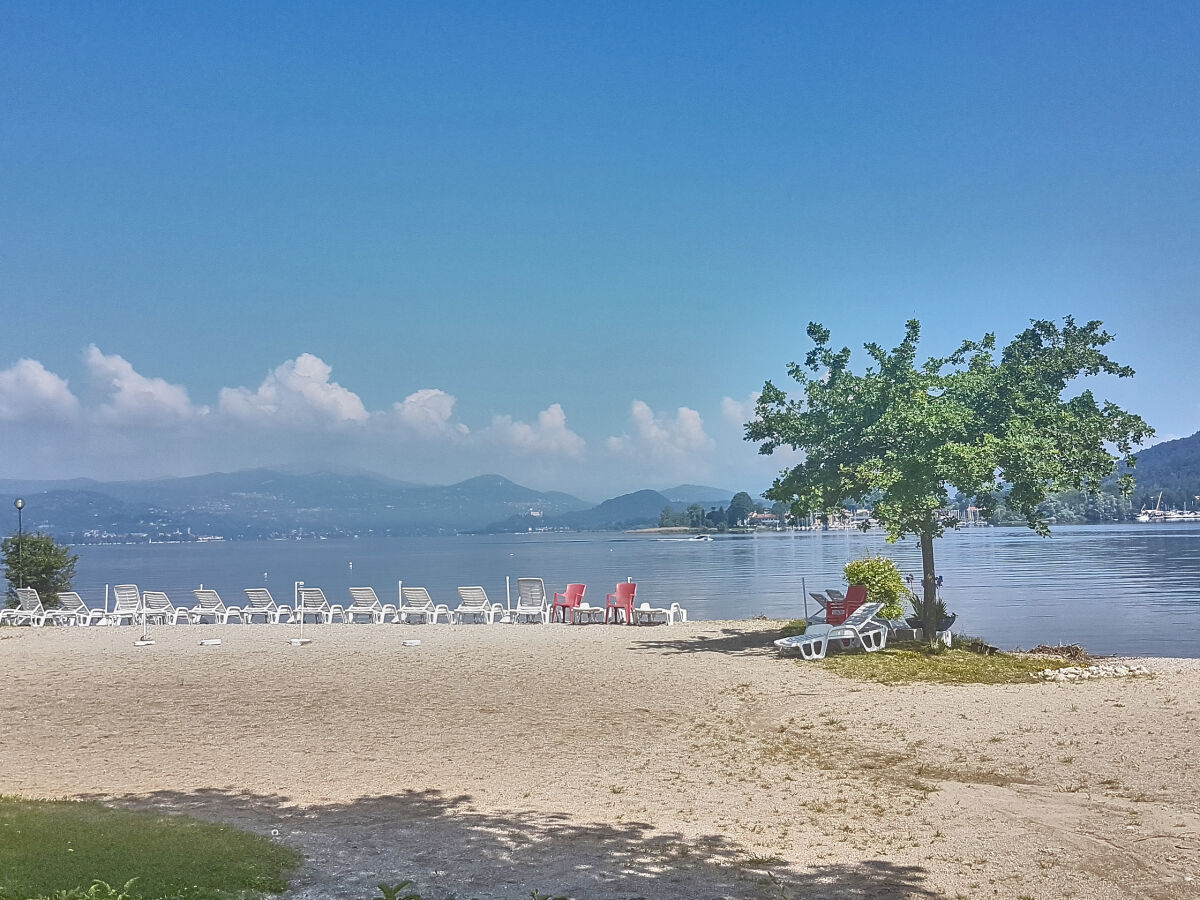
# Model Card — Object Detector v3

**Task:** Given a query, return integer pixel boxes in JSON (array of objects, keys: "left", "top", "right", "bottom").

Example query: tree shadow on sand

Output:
[
  {"left": 81, "top": 787, "right": 937, "bottom": 899},
  {"left": 628, "top": 625, "right": 785, "bottom": 657}
]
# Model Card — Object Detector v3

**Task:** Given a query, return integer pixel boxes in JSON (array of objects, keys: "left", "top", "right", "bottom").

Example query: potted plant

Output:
[
  {"left": 906, "top": 591, "right": 956, "bottom": 632},
  {"left": 842, "top": 555, "right": 906, "bottom": 621}
]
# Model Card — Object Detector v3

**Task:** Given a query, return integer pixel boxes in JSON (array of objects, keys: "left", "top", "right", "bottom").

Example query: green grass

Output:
[
  {"left": 0, "top": 797, "right": 301, "bottom": 900},
  {"left": 818, "top": 643, "right": 1068, "bottom": 684}
]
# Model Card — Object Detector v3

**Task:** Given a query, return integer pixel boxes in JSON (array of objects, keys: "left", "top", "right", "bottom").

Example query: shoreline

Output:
[{"left": 1, "top": 620, "right": 1197, "bottom": 898}]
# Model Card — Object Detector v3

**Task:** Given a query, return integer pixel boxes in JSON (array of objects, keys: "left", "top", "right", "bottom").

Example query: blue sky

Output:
[{"left": 2, "top": 2, "right": 1197, "bottom": 500}]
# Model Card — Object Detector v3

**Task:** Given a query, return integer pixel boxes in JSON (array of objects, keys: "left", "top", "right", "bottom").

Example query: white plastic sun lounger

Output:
[
  {"left": 774, "top": 602, "right": 888, "bottom": 660},
  {"left": 296, "top": 587, "right": 346, "bottom": 624},
  {"left": 346, "top": 587, "right": 397, "bottom": 624},
  {"left": 104, "top": 584, "right": 143, "bottom": 626},
  {"left": 512, "top": 577, "right": 549, "bottom": 624},
  {"left": 142, "top": 591, "right": 190, "bottom": 625},
  {"left": 45, "top": 591, "right": 91, "bottom": 626},
  {"left": 2, "top": 588, "right": 47, "bottom": 626},
  {"left": 242, "top": 588, "right": 292, "bottom": 624},
  {"left": 188, "top": 589, "right": 245, "bottom": 624},
  {"left": 398, "top": 587, "right": 451, "bottom": 624},
  {"left": 569, "top": 602, "right": 606, "bottom": 624},
  {"left": 630, "top": 600, "right": 688, "bottom": 626},
  {"left": 454, "top": 586, "right": 504, "bottom": 624}
]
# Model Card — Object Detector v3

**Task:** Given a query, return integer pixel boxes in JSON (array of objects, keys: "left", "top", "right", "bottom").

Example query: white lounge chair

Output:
[
  {"left": 512, "top": 577, "right": 549, "bottom": 624},
  {"left": 103, "top": 584, "right": 142, "bottom": 626},
  {"left": 569, "top": 602, "right": 606, "bottom": 624},
  {"left": 346, "top": 587, "right": 397, "bottom": 624},
  {"left": 45, "top": 591, "right": 91, "bottom": 626},
  {"left": 774, "top": 602, "right": 888, "bottom": 660},
  {"left": 454, "top": 586, "right": 504, "bottom": 624},
  {"left": 142, "top": 591, "right": 190, "bottom": 625},
  {"left": 630, "top": 600, "right": 688, "bottom": 626},
  {"left": 2, "top": 587, "right": 47, "bottom": 626},
  {"left": 243, "top": 588, "right": 292, "bottom": 624},
  {"left": 398, "top": 587, "right": 451, "bottom": 624},
  {"left": 296, "top": 587, "right": 345, "bottom": 624},
  {"left": 188, "top": 589, "right": 245, "bottom": 624}
]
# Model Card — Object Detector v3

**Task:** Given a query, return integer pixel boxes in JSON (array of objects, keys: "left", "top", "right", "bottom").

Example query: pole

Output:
[
  {"left": 295, "top": 581, "right": 304, "bottom": 640},
  {"left": 802, "top": 576, "right": 809, "bottom": 622},
  {"left": 13, "top": 498, "right": 24, "bottom": 587}
]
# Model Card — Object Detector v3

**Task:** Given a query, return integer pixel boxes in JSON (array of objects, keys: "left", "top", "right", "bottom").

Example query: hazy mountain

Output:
[
  {"left": 0, "top": 470, "right": 590, "bottom": 540},
  {"left": 480, "top": 489, "right": 675, "bottom": 533},
  {"left": 1126, "top": 431, "right": 1200, "bottom": 508}
]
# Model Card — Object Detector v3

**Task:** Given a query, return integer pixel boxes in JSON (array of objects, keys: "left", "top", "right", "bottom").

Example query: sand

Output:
[{"left": 0, "top": 621, "right": 1197, "bottom": 899}]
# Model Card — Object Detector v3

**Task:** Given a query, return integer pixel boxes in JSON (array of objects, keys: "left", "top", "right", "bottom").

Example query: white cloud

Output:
[
  {"left": 606, "top": 400, "right": 714, "bottom": 462},
  {"left": 486, "top": 403, "right": 586, "bottom": 458},
  {"left": 0, "top": 359, "right": 80, "bottom": 422},
  {"left": 219, "top": 353, "right": 367, "bottom": 426},
  {"left": 721, "top": 392, "right": 761, "bottom": 426},
  {"left": 85, "top": 345, "right": 205, "bottom": 424},
  {"left": 388, "top": 388, "right": 469, "bottom": 439}
]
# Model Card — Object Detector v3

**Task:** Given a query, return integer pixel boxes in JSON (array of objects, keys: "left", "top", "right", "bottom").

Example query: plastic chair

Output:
[
  {"left": 605, "top": 582, "right": 637, "bottom": 625},
  {"left": 551, "top": 583, "right": 586, "bottom": 623}
]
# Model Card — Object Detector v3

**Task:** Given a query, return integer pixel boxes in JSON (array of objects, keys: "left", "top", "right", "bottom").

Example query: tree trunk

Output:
[{"left": 919, "top": 521, "right": 938, "bottom": 636}]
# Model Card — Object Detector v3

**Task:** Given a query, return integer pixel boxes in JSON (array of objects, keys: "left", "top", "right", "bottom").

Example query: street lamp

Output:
[{"left": 13, "top": 498, "right": 24, "bottom": 587}]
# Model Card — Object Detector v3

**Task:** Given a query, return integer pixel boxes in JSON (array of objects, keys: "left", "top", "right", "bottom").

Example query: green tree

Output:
[
  {"left": 727, "top": 492, "right": 755, "bottom": 527},
  {"left": 3, "top": 531, "right": 80, "bottom": 607},
  {"left": 746, "top": 318, "right": 1152, "bottom": 634},
  {"left": 685, "top": 504, "right": 706, "bottom": 529}
]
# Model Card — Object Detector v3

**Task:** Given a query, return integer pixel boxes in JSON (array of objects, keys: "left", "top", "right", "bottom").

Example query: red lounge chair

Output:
[
  {"left": 551, "top": 583, "right": 586, "bottom": 623},
  {"left": 605, "top": 582, "right": 637, "bottom": 625}
]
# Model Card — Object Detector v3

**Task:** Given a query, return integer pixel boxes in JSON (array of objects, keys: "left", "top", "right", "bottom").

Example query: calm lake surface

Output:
[{"left": 67, "top": 525, "right": 1200, "bottom": 657}]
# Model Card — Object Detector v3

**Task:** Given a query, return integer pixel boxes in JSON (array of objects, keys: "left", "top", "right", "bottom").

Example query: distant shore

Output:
[{"left": 1, "top": 620, "right": 1196, "bottom": 899}]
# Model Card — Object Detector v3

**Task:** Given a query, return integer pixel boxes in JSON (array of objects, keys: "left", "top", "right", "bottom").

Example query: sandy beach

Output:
[{"left": 1, "top": 620, "right": 1197, "bottom": 899}]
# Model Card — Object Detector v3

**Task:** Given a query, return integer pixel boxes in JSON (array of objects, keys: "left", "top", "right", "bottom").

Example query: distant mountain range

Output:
[
  {"left": 0, "top": 470, "right": 736, "bottom": 542},
  {"left": 1122, "top": 430, "right": 1200, "bottom": 509}
]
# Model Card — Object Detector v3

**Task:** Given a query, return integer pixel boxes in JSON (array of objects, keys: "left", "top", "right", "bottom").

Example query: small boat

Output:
[{"left": 688, "top": 534, "right": 714, "bottom": 541}]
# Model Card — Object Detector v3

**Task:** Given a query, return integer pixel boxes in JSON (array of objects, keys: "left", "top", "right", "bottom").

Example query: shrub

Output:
[
  {"left": 2, "top": 532, "right": 78, "bottom": 608},
  {"left": 842, "top": 555, "right": 905, "bottom": 620}
]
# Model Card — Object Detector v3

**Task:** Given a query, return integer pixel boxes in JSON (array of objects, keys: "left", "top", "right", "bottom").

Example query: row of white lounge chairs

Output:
[{"left": 1, "top": 578, "right": 688, "bottom": 628}]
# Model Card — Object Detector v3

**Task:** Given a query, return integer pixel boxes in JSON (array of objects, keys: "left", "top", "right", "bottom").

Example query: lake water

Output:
[{"left": 63, "top": 525, "right": 1200, "bottom": 657}]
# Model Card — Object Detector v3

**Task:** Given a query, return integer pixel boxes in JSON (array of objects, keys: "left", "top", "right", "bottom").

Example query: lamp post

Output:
[{"left": 13, "top": 498, "right": 24, "bottom": 587}]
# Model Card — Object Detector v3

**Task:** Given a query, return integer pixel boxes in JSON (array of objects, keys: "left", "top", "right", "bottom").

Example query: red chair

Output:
[
  {"left": 827, "top": 584, "right": 868, "bottom": 625},
  {"left": 605, "top": 582, "right": 637, "bottom": 625},
  {"left": 551, "top": 583, "right": 586, "bottom": 624}
]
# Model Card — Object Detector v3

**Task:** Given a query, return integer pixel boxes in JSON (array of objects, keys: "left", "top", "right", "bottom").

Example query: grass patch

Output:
[
  {"left": 0, "top": 797, "right": 300, "bottom": 900},
  {"left": 778, "top": 619, "right": 807, "bottom": 637},
  {"left": 818, "top": 643, "right": 1068, "bottom": 684}
]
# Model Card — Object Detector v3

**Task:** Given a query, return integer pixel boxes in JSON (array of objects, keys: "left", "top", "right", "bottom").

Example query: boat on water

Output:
[{"left": 1137, "top": 491, "right": 1200, "bottom": 522}]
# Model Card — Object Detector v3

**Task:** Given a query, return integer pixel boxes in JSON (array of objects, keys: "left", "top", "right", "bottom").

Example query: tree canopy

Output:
[
  {"left": 3, "top": 531, "right": 79, "bottom": 607},
  {"left": 746, "top": 317, "right": 1152, "bottom": 630}
]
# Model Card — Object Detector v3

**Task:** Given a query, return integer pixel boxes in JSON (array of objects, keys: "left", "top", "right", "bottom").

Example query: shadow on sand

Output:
[
  {"left": 628, "top": 625, "right": 786, "bottom": 657},
  {"left": 82, "top": 787, "right": 937, "bottom": 899}
]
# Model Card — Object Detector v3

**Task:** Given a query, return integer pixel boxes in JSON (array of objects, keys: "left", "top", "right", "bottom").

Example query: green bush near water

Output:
[
  {"left": 842, "top": 555, "right": 906, "bottom": 620},
  {"left": 0, "top": 797, "right": 300, "bottom": 900}
]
